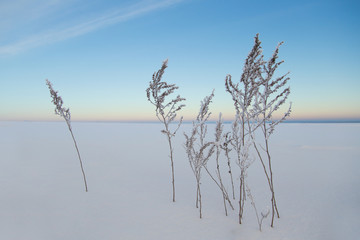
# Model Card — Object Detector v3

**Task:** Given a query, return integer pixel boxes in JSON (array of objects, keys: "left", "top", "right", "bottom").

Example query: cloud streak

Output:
[{"left": 0, "top": 0, "right": 183, "bottom": 56}]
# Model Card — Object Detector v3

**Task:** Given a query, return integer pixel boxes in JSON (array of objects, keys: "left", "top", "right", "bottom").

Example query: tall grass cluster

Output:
[
  {"left": 45, "top": 34, "right": 291, "bottom": 231},
  {"left": 147, "top": 34, "right": 291, "bottom": 230}
]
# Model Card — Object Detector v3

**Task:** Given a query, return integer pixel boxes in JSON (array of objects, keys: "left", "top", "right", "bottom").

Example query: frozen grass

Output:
[{"left": 0, "top": 121, "right": 359, "bottom": 240}]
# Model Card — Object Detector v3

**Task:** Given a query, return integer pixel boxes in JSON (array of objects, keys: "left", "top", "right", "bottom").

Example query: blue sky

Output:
[{"left": 0, "top": 0, "right": 359, "bottom": 121}]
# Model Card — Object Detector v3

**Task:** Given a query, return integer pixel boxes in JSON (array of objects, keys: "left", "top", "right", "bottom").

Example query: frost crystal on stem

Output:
[
  {"left": 246, "top": 184, "right": 269, "bottom": 231},
  {"left": 220, "top": 132, "right": 235, "bottom": 200},
  {"left": 225, "top": 34, "right": 292, "bottom": 227},
  {"left": 213, "top": 112, "right": 235, "bottom": 215},
  {"left": 225, "top": 34, "right": 263, "bottom": 224},
  {"left": 184, "top": 91, "right": 215, "bottom": 219},
  {"left": 252, "top": 39, "right": 292, "bottom": 227},
  {"left": 46, "top": 79, "right": 88, "bottom": 192},
  {"left": 185, "top": 90, "right": 234, "bottom": 218},
  {"left": 146, "top": 59, "right": 186, "bottom": 202}
]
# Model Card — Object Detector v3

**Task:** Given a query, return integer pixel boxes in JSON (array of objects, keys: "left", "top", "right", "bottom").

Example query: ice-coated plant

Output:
[
  {"left": 225, "top": 34, "right": 263, "bottom": 124},
  {"left": 246, "top": 184, "right": 270, "bottom": 231},
  {"left": 185, "top": 90, "right": 234, "bottom": 218},
  {"left": 252, "top": 40, "right": 292, "bottom": 227},
  {"left": 225, "top": 33, "right": 292, "bottom": 227},
  {"left": 220, "top": 132, "right": 235, "bottom": 200},
  {"left": 198, "top": 92, "right": 234, "bottom": 214},
  {"left": 146, "top": 59, "right": 186, "bottom": 202},
  {"left": 213, "top": 113, "right": 233, "bottom": 216},
  {"left": 184, "top": 91, "right": 215, "bottom": 218},
  {"left": 184, "top": 128, "right": 214, "bottom": 219},
  {"left": 225, "top": 34, "right": 263, "bottom": 224},
  {"left": 46, "top": 79, "right": 88, "bottom": 192},
  {"left": 231, "top": 114, "right": 255, "bottom": 223}
]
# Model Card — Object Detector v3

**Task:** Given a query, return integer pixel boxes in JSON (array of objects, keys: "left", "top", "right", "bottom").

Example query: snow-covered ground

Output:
[{"left": 0, "top": 121, "right": 359, "bottom": 240}]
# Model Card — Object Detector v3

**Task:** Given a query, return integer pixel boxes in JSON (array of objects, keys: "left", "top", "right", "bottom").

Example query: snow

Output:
[{"left": 0, "top": 121, "right": 359, "bottom": 240}]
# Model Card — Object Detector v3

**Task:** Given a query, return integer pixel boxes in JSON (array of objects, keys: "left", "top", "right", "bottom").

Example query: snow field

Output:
[{"left": 0, "top": 122, "right": 359, "bottom": 240}]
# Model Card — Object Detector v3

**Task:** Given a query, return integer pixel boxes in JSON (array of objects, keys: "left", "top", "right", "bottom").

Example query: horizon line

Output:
[{"left": 2, "top": 119, "right": 360, "bottom": 124}]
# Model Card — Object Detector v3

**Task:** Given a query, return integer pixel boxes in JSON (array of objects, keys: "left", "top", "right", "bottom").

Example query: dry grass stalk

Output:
[
  {"left": 225, "top": 34, "right": 263, "bottom": 224},
  {"left": 225, "top": 34, "right": 291, "bottom": 227},
  {"left": 185, "top": 91, "right": 235, "bottom": 218},
  {"left": 146, "top": 59, "right": 186, "bottom": 202},
  {"left": 184, "top": 129, "right": 215, "bottom": 219},
  {"left": 45, "top": 79, "right": 88, "bottom": 192},
  {"left": 197, "top": 91, "right": 234, "bottom": 212},
  {"left": 220, "top": 132, "right": 235, "bottom": 200},
  {"left": 246, "top": 184, "right": 270, "bottom": 231},
  {"left": 252, "top": 40, "right": 292, "bottom": 227},
  {"left": 184, "top": 90, "right": 215, "bottom": 218},
  {"left": 214, "top": 113, "right": 234, "bottom": 216},
  {"left": 231, "top": 114, "right": 255, "bottom": 223}
]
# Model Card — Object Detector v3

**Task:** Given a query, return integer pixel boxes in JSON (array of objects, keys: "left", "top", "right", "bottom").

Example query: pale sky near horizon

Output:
[{"left": 0, "top": 0, "right": 359, "bottom": 122}]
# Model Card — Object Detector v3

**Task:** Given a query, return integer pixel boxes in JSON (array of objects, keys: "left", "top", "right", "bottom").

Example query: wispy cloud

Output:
[
  {"left": 0, "top": 0, "right": 73, "bottom": 35},
  {"left": 0, "top": 0, "right": 183, "bottom": 56}
]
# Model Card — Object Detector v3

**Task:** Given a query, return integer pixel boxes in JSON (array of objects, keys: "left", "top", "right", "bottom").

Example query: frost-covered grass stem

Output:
[
  {"left": 252, "top": 40, "right": 292, "bottom": 227},
  {"left": 46, "top": 79, "right": 88, "bottom": 192},
  {"left": 221, "top": 132, "right": 235, "bottom": 200},
  {"left": 146, "top": 59, "right": 185, "bottom": 202}
]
